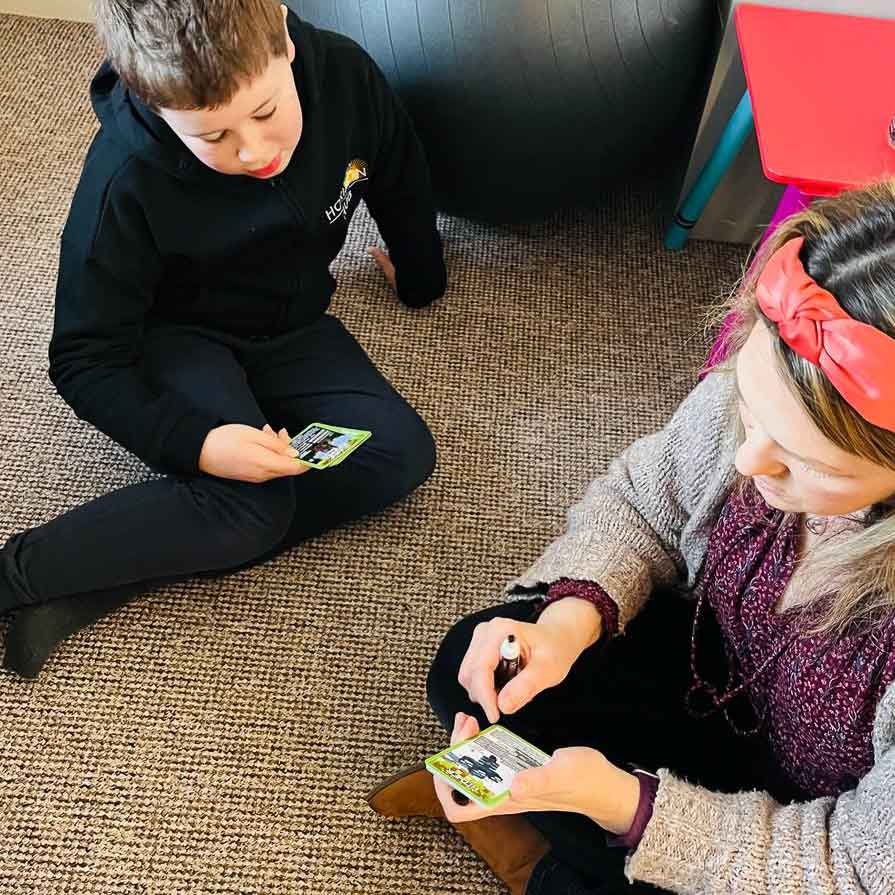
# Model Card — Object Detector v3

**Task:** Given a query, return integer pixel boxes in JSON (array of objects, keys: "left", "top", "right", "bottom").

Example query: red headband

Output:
[{"left": 756, "top": 236, "right": 895, "bottom": 432}]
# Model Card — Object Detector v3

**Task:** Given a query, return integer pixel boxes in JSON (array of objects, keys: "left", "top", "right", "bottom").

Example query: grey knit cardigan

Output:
[{"left": 509, "top": 369, "right": 895, "bottom": 895}]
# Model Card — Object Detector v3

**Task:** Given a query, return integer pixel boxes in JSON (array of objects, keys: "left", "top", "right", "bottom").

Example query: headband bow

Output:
[{"left": 756, "top": 236, "right": 895, "bottom": 432}]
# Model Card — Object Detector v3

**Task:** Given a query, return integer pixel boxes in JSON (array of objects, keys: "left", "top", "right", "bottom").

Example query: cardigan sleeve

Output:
[
  {"left": 625, "top": 682, "right": 895, "bottom": 895},
  {"left": 508, "top": 370, "right": 738, "bottom": 630}
]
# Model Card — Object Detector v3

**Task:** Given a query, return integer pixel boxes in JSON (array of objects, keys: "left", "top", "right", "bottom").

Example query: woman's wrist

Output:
[
  {"left": 607, "top": 771, "right": 660, "bottom": 849},
  {"left": 537, "top": 596, "right": 603, "bottom": 653},
  {"left": 587, "top": 764, "right": 641, "bottom": 835},
  {"left": 539, "top": 579, "right": 619, "bottom": 640}
]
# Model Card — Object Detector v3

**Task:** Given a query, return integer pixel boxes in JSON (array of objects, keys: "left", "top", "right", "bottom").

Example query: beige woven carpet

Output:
[{"left": 0, "top": 14, "right": 749, "bottom": 895}]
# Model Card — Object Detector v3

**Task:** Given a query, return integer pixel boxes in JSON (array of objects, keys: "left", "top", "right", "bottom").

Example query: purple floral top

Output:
[
  {"left": 547, "top": 484, "right": 895, "bottom": 847},
  {"left": 697, "top": 485, "right": 895, "bottom": 797}
]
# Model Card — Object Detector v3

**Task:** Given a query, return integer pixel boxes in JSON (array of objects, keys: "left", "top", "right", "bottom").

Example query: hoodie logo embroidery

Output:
[{"left": 325, "top": 159, "right": 369, "bottom": 224}]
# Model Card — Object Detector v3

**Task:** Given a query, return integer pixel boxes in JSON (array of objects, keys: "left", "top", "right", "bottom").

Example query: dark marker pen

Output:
[{"left": 495, "top": 634, "right": 524, "bottom": 691}]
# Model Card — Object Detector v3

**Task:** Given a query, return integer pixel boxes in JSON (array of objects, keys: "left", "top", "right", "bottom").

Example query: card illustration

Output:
[
  {"left": 425, "top": 725, "right": 551, "bottom": 808},
  {"left": 289, "top": 423, "right": 371, "bottom": 469}
]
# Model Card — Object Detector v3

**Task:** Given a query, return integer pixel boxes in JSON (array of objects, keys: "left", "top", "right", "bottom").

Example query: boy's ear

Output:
[{"left": 281, "top": 4, "right": 296, "bottom": 63}]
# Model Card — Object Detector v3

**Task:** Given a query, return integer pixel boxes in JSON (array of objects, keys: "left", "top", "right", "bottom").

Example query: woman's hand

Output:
[
  {"left": 434, "top": 712, "right": 640, "bottom": 834},
  {"left": 458, "top": 597, "right": 603, "bottom": 723},
  {"left": 199, "top": 424, "right": 309, "bottom": 483}
]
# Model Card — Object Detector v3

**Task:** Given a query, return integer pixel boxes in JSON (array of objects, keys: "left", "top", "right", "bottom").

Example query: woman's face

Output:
[{"left": 734, "top": 319, "right": 895, "bottom": 516}]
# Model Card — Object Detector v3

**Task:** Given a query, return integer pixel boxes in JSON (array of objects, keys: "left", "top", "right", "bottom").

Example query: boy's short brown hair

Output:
[{"left": 94, "top": 0, "right": 288, "bottom": 110}]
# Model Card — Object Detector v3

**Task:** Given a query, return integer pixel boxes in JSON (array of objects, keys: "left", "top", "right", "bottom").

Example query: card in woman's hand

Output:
[{"left": 425, "top": 725, "right": 550, "bottom": 808}]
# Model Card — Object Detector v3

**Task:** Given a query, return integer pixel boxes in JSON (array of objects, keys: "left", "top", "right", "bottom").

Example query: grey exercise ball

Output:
[{"left": 288, "top": 0, "right": 715, "bottom": 222}]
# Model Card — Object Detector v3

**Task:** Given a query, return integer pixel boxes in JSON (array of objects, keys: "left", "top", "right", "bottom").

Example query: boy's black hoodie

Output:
[{"left": 50, "top": 13, "right": 446, "bottom": 476}]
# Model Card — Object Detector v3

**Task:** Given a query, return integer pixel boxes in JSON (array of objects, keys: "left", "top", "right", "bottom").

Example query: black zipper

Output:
[
  {"left": 269, "top": 177, "right": 306, "bottom": 227},
  {"left": 269, "top": 178, "right": 305, "bottom": 333}
]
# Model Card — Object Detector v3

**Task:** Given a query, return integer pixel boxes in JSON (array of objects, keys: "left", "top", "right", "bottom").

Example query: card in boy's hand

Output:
[
  {"left": 289, "top": 423, "right": 371, "bottom": 469},
  {"left": 425, "top": 724, "right": 551, "bottom": 808}
]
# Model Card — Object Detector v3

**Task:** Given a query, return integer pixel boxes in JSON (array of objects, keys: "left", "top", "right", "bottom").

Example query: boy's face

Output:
[{"left": 158, "top": 6, "right": 302, "bottom": 178}]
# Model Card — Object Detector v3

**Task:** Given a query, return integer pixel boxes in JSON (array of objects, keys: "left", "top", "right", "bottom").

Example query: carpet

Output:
[{"left": 0, "top": 14, "right": 748, "bottom": 894}]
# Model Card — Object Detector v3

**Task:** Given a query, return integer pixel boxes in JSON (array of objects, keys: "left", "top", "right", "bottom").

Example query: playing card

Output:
[
  {"left": 289, "top": 423, "right": 372, "bottom": 469},
  {"left": 425, "top": 725, "right": 551, "bottom": 808}
]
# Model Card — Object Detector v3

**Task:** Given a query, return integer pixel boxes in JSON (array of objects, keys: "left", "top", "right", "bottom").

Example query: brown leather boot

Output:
[
  {"left": 367, "top": 763, "right": 444, "bottom": 818},
  {"left": 453, "top": 812, "right": 550, "bottom": 895},
  {"left": 367, "top": 765, "right": 550, "bottom": 895}
]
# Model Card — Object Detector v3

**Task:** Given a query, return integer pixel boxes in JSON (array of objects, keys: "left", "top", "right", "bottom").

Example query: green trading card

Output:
[
  {"left": 425, "top": 725, "right": 551, "bottom": 809},
  {"left": 289, "top": 423, "right": 372, "bottom": 469}
]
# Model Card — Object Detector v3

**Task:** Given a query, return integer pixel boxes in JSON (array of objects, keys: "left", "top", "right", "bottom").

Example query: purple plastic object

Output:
[{"left": 701, "top": 185, "right": 810, "bottom": 376}]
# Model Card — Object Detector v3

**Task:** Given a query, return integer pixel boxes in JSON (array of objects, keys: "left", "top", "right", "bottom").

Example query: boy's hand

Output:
[
  {"left": 199, "top": 424, "right": 309, "bottom": 483},
  {"left": 368, "top": 246, "right": 396, "bottom": 291}
]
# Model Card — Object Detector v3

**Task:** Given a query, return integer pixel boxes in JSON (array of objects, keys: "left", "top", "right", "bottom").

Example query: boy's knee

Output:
[
  {"left": 384, "top": 407, "right": 436, "bottom": 499},
  {"left": 401, "top": 412, "right": 437, "bottom": 491},
  {"left": 196, "top": 477, "right": 295, "bottom": 564}
]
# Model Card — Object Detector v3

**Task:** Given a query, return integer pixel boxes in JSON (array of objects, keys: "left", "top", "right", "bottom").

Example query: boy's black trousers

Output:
[{"left": 0, "top": 315, "right": 435, "bottom": 611}]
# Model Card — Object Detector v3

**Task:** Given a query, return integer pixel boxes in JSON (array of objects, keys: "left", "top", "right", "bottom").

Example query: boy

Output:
[{"left": 0, "top": 0, "right": 446, "bottom": 678}]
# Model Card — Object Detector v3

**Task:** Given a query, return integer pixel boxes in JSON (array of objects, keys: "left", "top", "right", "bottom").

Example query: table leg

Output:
[{"left": 664, "top": 91, "right": 754, "bottom": 251}]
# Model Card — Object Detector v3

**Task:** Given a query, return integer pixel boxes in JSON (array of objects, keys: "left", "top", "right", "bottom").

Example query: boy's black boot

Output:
[{"left": 3, "top": 588, "right": 140, "bottom": 679}]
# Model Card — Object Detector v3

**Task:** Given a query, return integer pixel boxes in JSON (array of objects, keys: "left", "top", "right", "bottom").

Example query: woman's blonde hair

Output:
[
  {"left": 94, "top": 0, "right": 288, "bottom": 110},
  {"left": 718, "top": 181, "right": 895, "bottom": 637}
]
